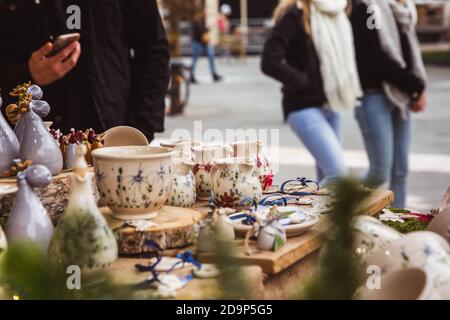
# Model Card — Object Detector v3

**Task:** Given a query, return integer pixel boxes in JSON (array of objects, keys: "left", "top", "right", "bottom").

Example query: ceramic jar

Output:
[
  {"left": 18, "top": 99, "right": 63, "bottom": 176},
  {"left": 0, "top": 95, "right": 20, "bottom": 177},
  {"left": 257, "top": 220, "right": 286, "bottom": 251},
  {"left": 353, "top": 215, "right": 403, "bottom": 260},
  {"left": 230, "top": 140, "right": 273, "bottom": 191},
  {"left": 92, "top": 146, "right": 174, "bottom": 221},
  {"left": 167, "top": 159, "right": 196, "bottom": 208},
  {"left": 6, "top": 165, "right": 54, "bottom": 251},
  {"left": 49, "top": 145, "right": 118, "bottom": 271},
  {"left": 193, "top": 144, "right": 233, "bottom": 200},
  {"left": 211, "top": 157, "right": 262, "bottom": 208},
  {"left": 363, "top": 231, "right": 450, "bottom": 299}
]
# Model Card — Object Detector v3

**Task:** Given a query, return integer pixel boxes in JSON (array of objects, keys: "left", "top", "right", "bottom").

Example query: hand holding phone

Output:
[{"left": 46, "top": 33, "right": 80, "bottom": 57}]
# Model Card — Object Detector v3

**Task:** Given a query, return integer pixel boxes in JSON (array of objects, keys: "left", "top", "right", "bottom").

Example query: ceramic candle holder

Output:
[
  {"left": 192, "top": 144, "right": 233, "bottom": 200},
  {"left": 0, "top": 95, "right": 20, "bottom": 177},
  {"left": 92, "top": 146, "right": 174, "bottom": 220},
  {"left": 167, "top": 159, "right": 196, "bottom": 208},
  {"left": 211, "top": 157, "right": 263, "bottom": 208},
  {"left": 6, "top": 165, "right": 54, "bottom": 251}
]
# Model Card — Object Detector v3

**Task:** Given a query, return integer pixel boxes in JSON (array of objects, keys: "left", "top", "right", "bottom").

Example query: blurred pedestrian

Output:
[
  {"left": 0, "top": 0, "right": 170, "bottom": 141},
  {"left": 351, "top": 0, "right": 427, "bottom": 208},
  {"left": 261, "top": 0, "right": 362, "bottom": 187},
  {"left": 190, "top": 12, "right": 223, "bottom": 84}
]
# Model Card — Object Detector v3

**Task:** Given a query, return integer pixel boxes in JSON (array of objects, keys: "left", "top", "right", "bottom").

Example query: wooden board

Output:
[
  {"left": 103, "top": 206, "right": 205, "bottom": 255},
  {"left": 197, "top": 189, "right": 394, "bottom": 274}
]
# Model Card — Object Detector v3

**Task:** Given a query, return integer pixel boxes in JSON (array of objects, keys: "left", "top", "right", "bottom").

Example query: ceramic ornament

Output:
[
  {"left": 49, "top": 145, "right": 118, "bottom": 271},
  {"left": 0, "top": 94, "right": 20, "bottom": 177},
  {"left": 6, "top": 165, "right": 54, "bottom": 251},
  {"left": 167, "top": 159, "right": 196, "bottom": 208},
  {"left": 245, "top": 220, "right": 286, "bottom": 255},
  {"left": 16, "top": 86, "right": 63, "bottom": 176},
  {"left": 197, "top": 218, "right": 217, "bottom": 253},
  {"left": 213, "top": 209, "right": 235, "bottom": 242}
]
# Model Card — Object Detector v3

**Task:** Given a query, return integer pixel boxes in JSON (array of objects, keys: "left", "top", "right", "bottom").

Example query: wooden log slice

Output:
[
  {"left": 0, "top": 168, "right": 101, "bottom": 226},
  {"left": 103, "top": 206, "right": 205, "bottom": 255}
]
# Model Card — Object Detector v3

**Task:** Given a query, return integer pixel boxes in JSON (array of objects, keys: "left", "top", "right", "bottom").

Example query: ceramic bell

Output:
[
  {"left": 213, "top": 208, "right": 235, "bottom": 242},
  {"left": 167, "top": 159, "right": 196, "bottom": 208},
  {"left": 49, "top": 145, "right": 118, "bottom": 271},
  {"left": 6, "top": 165, "right": 54, "bottom": 251},
  {"left": 18, "top": 89, "right": 63, "bottom": 175},
  {"left": 0, "top": 94, "right": 20, "bottom": 177},
  {"left": 197, "top": 218, "right": 217, "bottom": 253},
  {"left": 13, "top": 85, "right": 46, "bottom": 142}
]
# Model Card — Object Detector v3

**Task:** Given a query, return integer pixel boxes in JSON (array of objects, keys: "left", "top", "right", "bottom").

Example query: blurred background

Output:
[{"left": 156, "top": 0, "right": 450, "bottom": 211}]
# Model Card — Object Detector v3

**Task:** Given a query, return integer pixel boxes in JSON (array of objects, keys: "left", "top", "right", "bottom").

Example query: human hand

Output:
[
  {"left": 28, "top": 41, "right": 81, "bottom": 86},
  {"left": 411, "top": 92, "right": 426, "bottom": 113}
]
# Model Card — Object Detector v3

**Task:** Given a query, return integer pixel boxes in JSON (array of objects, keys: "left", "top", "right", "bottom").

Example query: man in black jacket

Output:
[{"left": 0, "top": 0, "right": 170, "bottom": 141}]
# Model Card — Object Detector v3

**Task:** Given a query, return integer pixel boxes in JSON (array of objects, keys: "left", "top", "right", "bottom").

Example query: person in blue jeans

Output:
[
  {"left": 351, "top": 0, "right": 427, "bottom": 208},
  {"left": 261, "top": 0, "right": 362, "bottom": 187},
  {"left": 191, "top": 13, "right": 222, "bottom": 84}
]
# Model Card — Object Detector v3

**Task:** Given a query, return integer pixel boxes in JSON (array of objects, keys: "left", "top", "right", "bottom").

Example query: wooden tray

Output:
[{"left": 103, "top": 206, "right": 205, "bottom": 255}]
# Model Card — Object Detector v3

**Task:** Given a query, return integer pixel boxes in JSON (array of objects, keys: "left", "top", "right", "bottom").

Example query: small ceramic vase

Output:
[
  {"left": 197, "top": 219, "right": 217, "bottom": 253},
  {"left": 353, "top": 215, "right": 402, "bottom": 260},
  {"left": 211, "top": 157, "right": 263, "bottom": 208},
  {"left": 6, "top": 165, "right": 54, "bottom": 251},
  {"left": 0, "top": 226, "right": 7, "bottom": 256},
  {"left": 0, "top": 95, "right": 20, "bottom": 177},
  {"left": 63, "top": 143, "right": 78, "bottom": 170},
  {"left": 193, "top": 144, "right": 233, "bottom": 200},
  {"left": 363, "top": 231, "right": 450, "bottom": 299},
  {"left": 358, "top": 268, "right": 442, "bottom": 300},
  {"left": 49, "top": 145, "right": 118, "bottom": 271},
  {"left": 167, "top": 159, "right": 196, "bottom": 208},
  {"left": 19, "top": 98, "right": 63, "bottom": 176},
  {"left": 257, "top": 220, "right": 286, "bottom": 251},
  {"left": 230, "top": 140, "right": 273, "bottom": 191}
]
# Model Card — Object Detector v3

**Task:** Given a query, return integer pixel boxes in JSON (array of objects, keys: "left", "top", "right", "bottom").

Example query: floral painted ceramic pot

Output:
[
  {"left": 0, "top": 95, "right": 20, "bottom": 177},
  {"left": 92, "top": 146, "right": 174, "bottom": 221},
  {"left": 358, "top": 268, "right": 442, "bottom": 300},
  {"left": 230, "top": 140, "right": 273, "bottom": 191},
  {"left": 353, "top": 215, "right": 402, "bottom": 260},
  {"left": 193, "top": 144, "right": 233, "bottom": 200},
  {"left": 50, "top": 145, "right": 118, "bottom": 272},
  {"left": 6, "top": 165, "right": 54, "bottom": 251},
  {"left": 363, "top": 231, "right": 450, "bottom": 299},
  {"left": 167, "top": 159, "right": 196, "bottom": 208},
  {"left": 211, "top": 157, "right": 262, "bottom": 208}
]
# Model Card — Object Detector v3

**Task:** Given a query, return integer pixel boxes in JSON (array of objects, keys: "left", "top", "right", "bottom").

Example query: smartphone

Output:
[{"left": 46, "top": 33, "right": 80, "bottom": 57}]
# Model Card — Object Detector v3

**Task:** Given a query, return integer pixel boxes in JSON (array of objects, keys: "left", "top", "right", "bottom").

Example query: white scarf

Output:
[
  {"left": 308, "top": 0, "right": 362, "bottom": 111},
  {"left": 361, "top": 0, "right": 427, "bottom": 117}
]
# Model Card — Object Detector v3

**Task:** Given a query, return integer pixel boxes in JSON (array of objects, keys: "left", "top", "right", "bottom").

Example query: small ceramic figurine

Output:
[
  {"left": 211, "top": 158, "right": 263, "bottom": 208},
  {"left": 6, "top": 164, "right": 54, "bottom": 251},
  {"left": 49, "top": 145, "right": 118, "bottom": 271},
  {"left": 13, "top": 84, "right": 63, "bottom": 175},
  {"left": 167, "top": 159, "right": 196, "bottom": 208},
  {"left": 0, "top": 94, "right": 20, "bottom": 177}
]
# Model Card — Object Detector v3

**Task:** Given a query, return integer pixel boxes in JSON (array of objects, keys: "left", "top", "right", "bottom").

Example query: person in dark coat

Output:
[{"left": 0, "top": 0, "right": 170, "bottom": 141}]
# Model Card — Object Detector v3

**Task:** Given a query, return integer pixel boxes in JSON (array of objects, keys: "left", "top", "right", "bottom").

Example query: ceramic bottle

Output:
[
  {"left": 49, "top": 145, "right": 118, "bottom": 271},
  {"left": 6, "top": 165, "right": 54, "bottom": 251},
  {"left": 167, "top": 159, "right": 196, "bottom": 208},
  {"left": 19, "top": 98, "right": 63, "bottom": 176},
  {"left": 211, "top": 157, "right": 263, "bottom": 208},
  {"left": 0, "top": 95, "right": 20, "bottom": 177}
]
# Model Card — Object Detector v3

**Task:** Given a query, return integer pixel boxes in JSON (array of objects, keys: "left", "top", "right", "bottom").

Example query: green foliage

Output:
[
  {"left": 383, "top": 219, "right": 428, "bottom": 234},
  {"left": 0, "top": 242, "right": 132, "bottom": 300},
  {"left": 301, "top": 178, "right": 371, "bottom": 300}
]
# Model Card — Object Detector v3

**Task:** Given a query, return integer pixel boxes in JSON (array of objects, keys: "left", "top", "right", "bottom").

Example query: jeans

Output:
[
  {"left": 191, "top": 41, "right": 218, "bottom": 77},
  {"left": 287, "top": 107, "right": 348, "bottom": 187},
  {"left": 355, "top": 94, "right": 411, "bottom": 208}
]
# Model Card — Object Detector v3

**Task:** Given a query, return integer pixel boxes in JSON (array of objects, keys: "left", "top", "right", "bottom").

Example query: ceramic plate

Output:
[
  {"left": 0, "top": 183, "right": 18, "bottom": 197},
  {"left": 103, "top": 126, "right": 149, "bottom": 147},
  {"left": 230, "top": 206, "right": 320, "bottom": 238}
]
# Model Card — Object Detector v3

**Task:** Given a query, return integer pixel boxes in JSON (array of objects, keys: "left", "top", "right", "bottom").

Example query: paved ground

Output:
[{"left": 154, "top": 57, "right": 450, "bottom": 211}]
